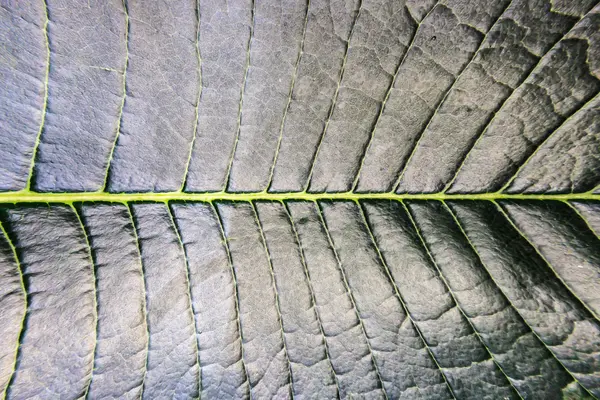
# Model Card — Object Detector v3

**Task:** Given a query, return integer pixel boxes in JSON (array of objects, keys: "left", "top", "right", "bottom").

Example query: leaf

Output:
[{"left": 0, "top": 0, "right": 598, "bottom": 399}]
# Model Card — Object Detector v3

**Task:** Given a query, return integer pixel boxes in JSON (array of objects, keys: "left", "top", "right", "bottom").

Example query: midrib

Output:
[{"left": 0, "top": 191, "right": 598, "bottom": 204}]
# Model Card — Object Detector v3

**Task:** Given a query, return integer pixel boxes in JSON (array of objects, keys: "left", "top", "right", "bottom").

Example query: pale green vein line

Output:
[
  {"left": 391, "top": 0, "right": 513, "bottom": 194},
  {"left": 181, "top": 0, "right": 203, "bottom": 192},
  {"left": 24, "top": 0, "right": 50, "bottom": 191},
  {"left": 566, "top": 201, "right": 600, "bottom": 239},
  {"left": 165, "top": 204, "right": 201, "bottom": 398},
  {"left": 444, "top": 5, "right": 598, "bottom": 194},
  {"left": 265, "top": 0, "right": 311, "bottom": 193},
  {"left": 1, "top": 191, "right": 599, "bottom": 204},
  {"left": 211, "top": 202, "right": 252, "bottom": 399},
  {"left": 251, "top": 202, "right": 295, "bottom": 399},
  {"left": 436, "top": 199, "right": 591, "bottom": 394},
  {"left": 282, "top": 202, "right": 341, "bottom": 399},
  {"left": 126, "top": 204, "right": 150, "bottom": 400},
  {"left": 351, "top": 3, "right": 439, "bottom": 192},
  {"left": 355, "top": 205, "right": 425, "bottom": 400},
  {"left": 101, "top": 0, "right": 130, "bottom": 192},
  {"left": 402, "top": 201, "right": 524, "bottom": 400},
  {"left": 314, "top": 201, "right": 389, "bottom": 398},
  {"left": 498, "top": 91, "right": 600, "bottom": 194},
  {"left": 494, "top": 201, "right": 600, "bottom": 322},
  {"left": 71, "top": 205, "right": 99, "bottom": 400},
  {"left": 303, "top": 0, "right": 363, "bottom": 191},
  {"left": 356, "top": 201, "right": 456, "bottom": 400},
  {"left": 223, "top": 0, "right": 256, "bottom": 191},
  {"left": 550, "top": 0, "right": 588, "bottom": 16},
  {"left": 443, "top": 201, "right": 599, "bottom": 400},
  {"left": 413, "top": 200, "right": 593, "bottom": 394},
  {"left": 0, "top": 220, "right": 27, "bottom": 400}
]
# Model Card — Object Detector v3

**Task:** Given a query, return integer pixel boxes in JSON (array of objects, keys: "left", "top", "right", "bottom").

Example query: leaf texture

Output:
[{"left": 0, "top": 0, "right": 599, "bottom": 399}]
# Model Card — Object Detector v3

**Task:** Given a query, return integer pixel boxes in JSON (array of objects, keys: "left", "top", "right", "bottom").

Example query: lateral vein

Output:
[
  {"left": 314, "top": 201, "right": 389, "bottom": 398},
  {"left": 72, "top": 205, "right": 99, "bottom": 400},
  {"left": 101, "top": 0, "right": 130, "bottom": 192},
  {"left": 0, "top": 220, "right": 27, "bottom": 400},
  {"left": 251, "top": 202, "right": 295, "bottom": 398},
  {"left": 357, "top": 201, "right": 456, "bottom": 400},
  {"left": 283, "top": 202, "right": 341, "bottom": 398},
  {"left": 24, "top": 0, "right": 51, "bottom": 191},
  {"left": 166, "top": 205, "right": 202, "bottom": 398}
]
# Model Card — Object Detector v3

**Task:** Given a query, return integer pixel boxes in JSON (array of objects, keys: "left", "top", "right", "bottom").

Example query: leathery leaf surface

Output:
[{"left": 0, "top": 0, "right": 599, "bottom": 398}]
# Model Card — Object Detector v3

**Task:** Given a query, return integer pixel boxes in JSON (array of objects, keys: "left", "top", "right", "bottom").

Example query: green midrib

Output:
[{"left": 0, "top": 190, "right": 598, "bottom": 204}]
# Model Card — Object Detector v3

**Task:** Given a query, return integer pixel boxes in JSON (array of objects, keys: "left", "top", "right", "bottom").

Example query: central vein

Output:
[{"left": 0, "top": 191, "right": 598, "bottom": 204}]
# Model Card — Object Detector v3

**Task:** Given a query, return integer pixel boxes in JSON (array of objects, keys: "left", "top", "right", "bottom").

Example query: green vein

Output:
[
  {"left": 0, "top": 220, "right": 27, "bottom": 400},
  {"left": 494, "top": 201, "right": 600, "bottom": 322},
  {"left": 314, "top": 201, "right": 389, "bottom": 398},
  {"left": 0, "top": 191, "right": 598, "bottom": 204},
  {"left": 356, "top": 201, "right": 456, "bottom": 400},
  {"left": 101, "top": 0, "right": 130, "bottom": 192},
  {"left": 165, "top": 204, "right": 202, "bottom": 398},
  {"left": 303, "top": 0, "right": 363, "bottom": 191},
  {"left": 181, "top": 0, "right": 203, "bottom": 192},
  {"left": 443, "top": 201, "right": 599, "bottom": 399},
  {"left": 566, "top": 201, "right": 600, "bottom": 239},
  {"left": 444, "top": 5, "right": 598, "bottom": 194},
  {"left": 265, "top": 0, "right": 311, "bottom": 193},
  {"left": 211, "top": 202, "right": 252, "bottom": 399},
  {"left": 282, "top": 202, "right": 341, "bottom": 398},
  {"left": 126, "top": 204, "right": 150, "bottom": 400},
  {"left": 498, "top": 91, "right": 600, "bottom": 194},
  {"left": 71, "top": 204, "right": 99, "bottom": 400},
  {"left": 223, "top": 0, "right": 256, "bottom": 191},
  {"left": 402, "top": 201, "right": 524, "bottom": 399},
  {"left": 24, "top": 0, "right": 50, "bottom": 191},
  {"left": 351, "top": 3, "right": 439, "bottom": 192},
  {"left": 391, "top": 0, "right": 513, "bottom": 194},
  {"left": 549, "top": 0, "right": 599, "bottom": 18},
  {"left": 251, "top": 202, "right": 295, "bottom": 398},
  {"left": 409, "top": 200, "right": 592, "bottom": 396},
  {"left": 356, "top": 201, "right": 425, "bottom": 400}
]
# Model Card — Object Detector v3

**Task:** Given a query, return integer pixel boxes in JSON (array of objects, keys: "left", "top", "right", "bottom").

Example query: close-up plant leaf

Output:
[{"left": 0, "top": 0, "right": 599, "bottom": 399}]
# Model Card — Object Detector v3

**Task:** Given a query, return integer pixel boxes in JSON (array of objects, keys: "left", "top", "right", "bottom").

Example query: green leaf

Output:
[{"left": 0, "top": 0, "right": 599, "bottom": 399}]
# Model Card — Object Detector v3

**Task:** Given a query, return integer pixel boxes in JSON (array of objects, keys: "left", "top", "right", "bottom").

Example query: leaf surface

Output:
[{"left": 0, "top": 0, "right": 599, "bottom": 398}]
